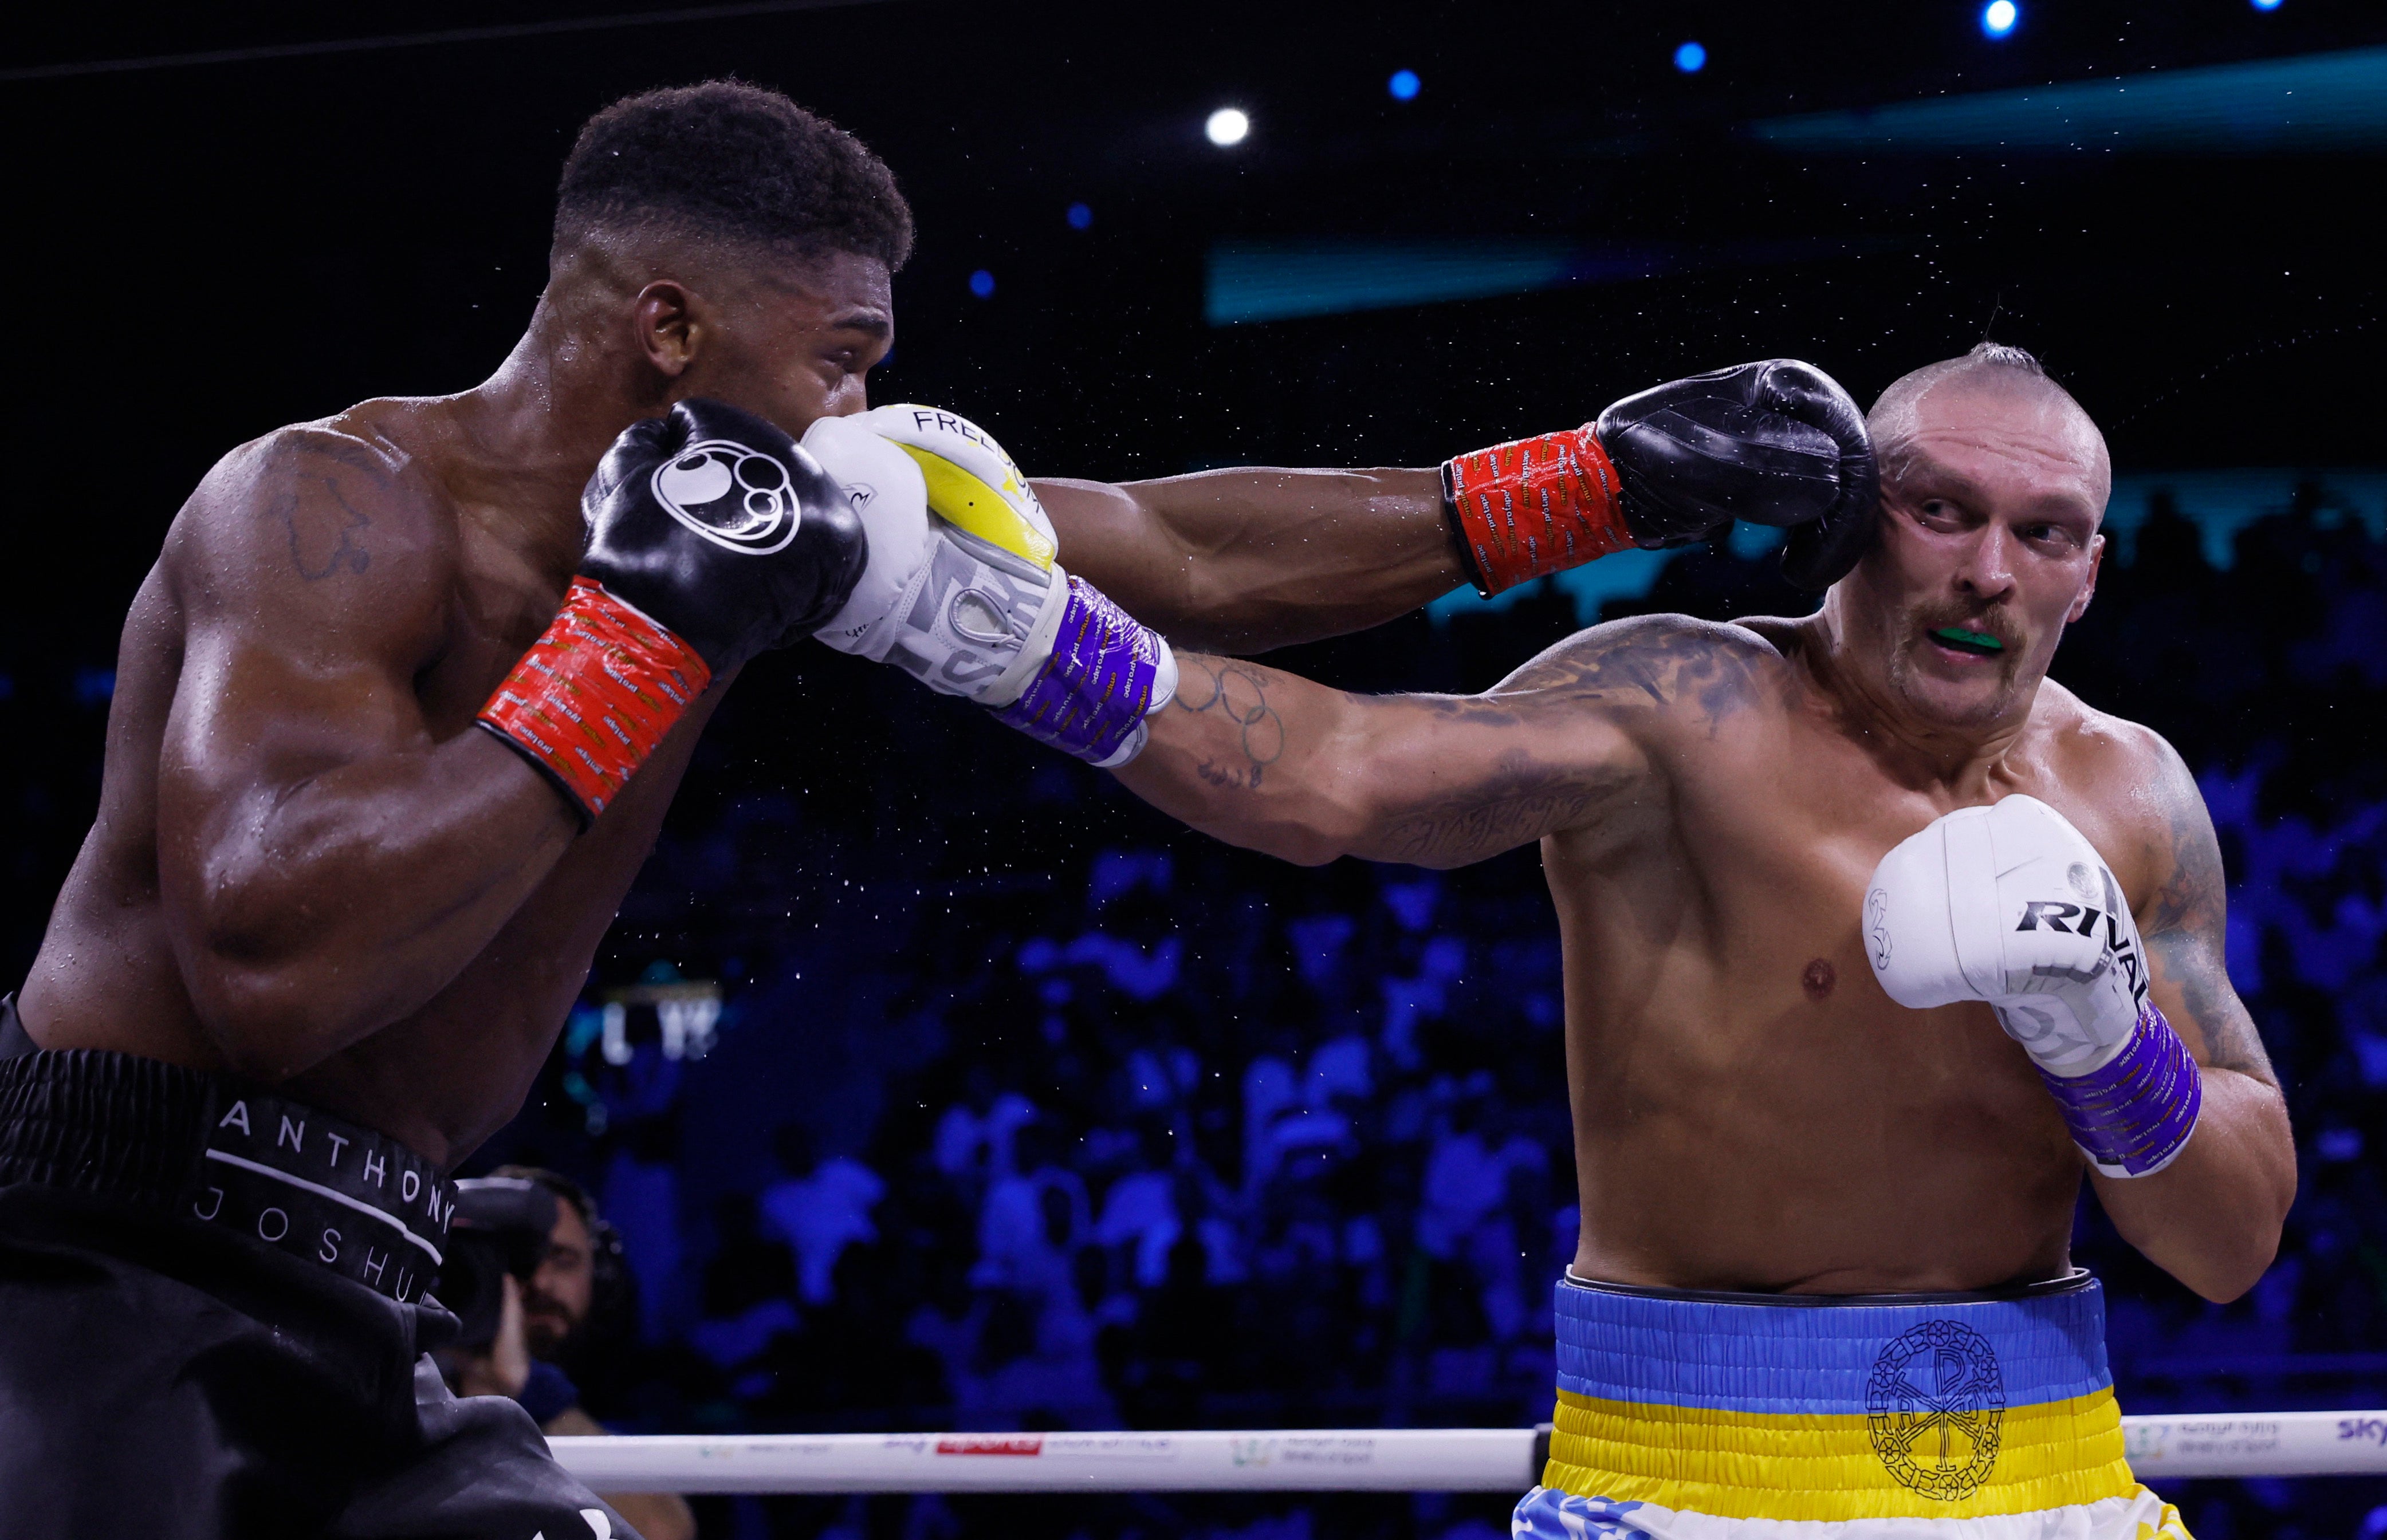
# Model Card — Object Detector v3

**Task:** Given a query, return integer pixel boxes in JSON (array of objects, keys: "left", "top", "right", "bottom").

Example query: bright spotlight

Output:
[
  {"left": 1673, "top": 41, "right": 1706, "bottom": 73},
  {"left": 1388, "top": 69, "right": 1421, "bottom": 100},
  {"left": 968, "top": 269, "right": 995, "bottom": 299},
  {"left": 1205, "top": 108, "right": 1250, "bottom": 147},
  {"left": 2251, "top": 0, "right": 2282, "bottom": 9},
  {"left": 1981, "top": 0, "right": 2018, "bottom": 36}
]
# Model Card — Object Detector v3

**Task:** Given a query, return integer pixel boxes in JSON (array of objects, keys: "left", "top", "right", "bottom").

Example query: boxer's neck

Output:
[{"left": 449, "top": 285, "right": 662, "bottom": 504}]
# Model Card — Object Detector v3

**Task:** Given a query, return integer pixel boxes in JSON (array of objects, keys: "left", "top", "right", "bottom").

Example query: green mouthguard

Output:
[{"left": 1933, "top": 627, "right": 2004, "bottom": 651}]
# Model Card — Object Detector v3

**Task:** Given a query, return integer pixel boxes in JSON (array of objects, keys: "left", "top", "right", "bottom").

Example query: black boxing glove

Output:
[
  {"left": 579, "top": 398, "right": 867, "bottom": 669},
  {"left": 477, "top": 399, "right": 866, "bottom": 821},
  {"left": 1441, "top": 359, "right": 1878, "bottom": 594}
]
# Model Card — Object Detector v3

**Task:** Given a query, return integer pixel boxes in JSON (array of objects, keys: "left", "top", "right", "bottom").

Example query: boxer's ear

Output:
[
  {"left": 2067, "top": 533, "right": 2106, "bottom": 624},
  {"left": 632, "top": 279, "right": 699, "bottom": 380}
]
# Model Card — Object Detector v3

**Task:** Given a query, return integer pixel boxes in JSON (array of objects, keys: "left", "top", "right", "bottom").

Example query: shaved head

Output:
[
  {"left": 1868, "top": 342, "right": 2111, "bottom": 517},
  {"left": 1821, "top": 340, "right": 2115, "bottom": 738}
]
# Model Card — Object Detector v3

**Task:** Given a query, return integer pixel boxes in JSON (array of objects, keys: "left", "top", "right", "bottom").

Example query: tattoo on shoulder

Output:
[
  {"left": 1174, "top": 657, "right": 1285, "bottom": 789},
  {"left": 273, "top": 477, "right": 372, "bottom": 581},
  {"left": 1497, "top": 616, "right": 1773, "bottom": 734},
  {"left": 261, "top": 433, "right": 396, "bottom": 582}
]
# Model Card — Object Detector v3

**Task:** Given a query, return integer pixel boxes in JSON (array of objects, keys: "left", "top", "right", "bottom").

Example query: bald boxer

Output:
[{"left": 843, "top": 344, "right": 2291, "bottom": 1538}]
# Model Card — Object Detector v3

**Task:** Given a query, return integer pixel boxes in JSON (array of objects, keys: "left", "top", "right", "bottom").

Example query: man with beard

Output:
[
  {"left": 445, "top": 1169, "right": 695, "bottom": 1540},
  {"left": 830, "top": 344, "right": 2291, "bottom": 1538}
]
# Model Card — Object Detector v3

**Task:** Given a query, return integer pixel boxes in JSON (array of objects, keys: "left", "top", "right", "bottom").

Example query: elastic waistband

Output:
[
  {"left": 0, "top": 999, "right": 455, "bottom": 1305},
  {"left": 1541, "top": 1270, "right": 2137, "bottom": 1522},
  {"left": 1562, "top": 1266, "right": 2097, "bottom": 1309},
  {"left": 1556, "top": 1267, "right": 2111, "bottom": 1414}
]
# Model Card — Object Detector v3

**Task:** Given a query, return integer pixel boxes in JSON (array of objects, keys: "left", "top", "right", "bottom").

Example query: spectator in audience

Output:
[
  {"left": 760, "top": 1124, "right": 887, "bottom": 1307},
  {"left": 449, "top": 1167, "right": 698, "bottom": 1540}
]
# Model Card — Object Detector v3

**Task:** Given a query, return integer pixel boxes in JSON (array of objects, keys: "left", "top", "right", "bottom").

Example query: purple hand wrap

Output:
[
  {"left": 992, "top": 577, "right": 1167, "bottom": 766},
  {"left": 2036, "top": 1001, "right": 2202, "bottom": 1177}
]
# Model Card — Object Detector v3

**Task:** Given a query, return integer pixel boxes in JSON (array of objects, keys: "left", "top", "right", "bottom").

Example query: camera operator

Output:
[{"left": 440, "top": 1167, "right": 696, "bottom": 1540}]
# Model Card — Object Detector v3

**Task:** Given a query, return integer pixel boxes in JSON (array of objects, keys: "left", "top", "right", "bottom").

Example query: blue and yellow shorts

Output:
[{"left": 1515, "top": 1270, "right": 2190, "bottom": 1539}]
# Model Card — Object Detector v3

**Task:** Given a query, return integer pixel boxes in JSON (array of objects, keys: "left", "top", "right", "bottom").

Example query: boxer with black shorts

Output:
[{"left": 0, "top": 80, "right": 1566, "bottom": 1538}]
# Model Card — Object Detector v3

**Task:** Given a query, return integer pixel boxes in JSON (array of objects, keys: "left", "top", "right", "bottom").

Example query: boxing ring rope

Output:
[{"left": 550, "top": 1413, "right": 2387, "bottom": 1494}]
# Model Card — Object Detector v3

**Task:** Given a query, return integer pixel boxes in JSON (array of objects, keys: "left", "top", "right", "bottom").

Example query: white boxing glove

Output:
[
  {"left": 858, "top": 403, "right": 1059, "bottom": 572},
  {"left": 802, "top": 407, "right": 1068, "bottom": 706},
  {"left": 804, "top": 404, "right": 1177, "bottom": 769},
  {"left": 1865, "top": 795, "right": 2150, "bottom": 1076}
]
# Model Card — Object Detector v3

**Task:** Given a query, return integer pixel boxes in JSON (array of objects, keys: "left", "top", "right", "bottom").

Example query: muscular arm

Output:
[
  {"left": 156, "top": 428, "right": 580, "bottom": 1079},
  {"left": 1034, "top": 467, "right": 1462, "bottom": 653},
  {"left": 2091, "top": 738, "right": 2296, "bottom": 1302},
  {"left": 1114, "top": 617, "right": 1763, "bottom": 869}
]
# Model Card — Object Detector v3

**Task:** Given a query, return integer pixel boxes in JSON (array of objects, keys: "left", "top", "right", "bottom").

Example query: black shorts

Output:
[{"left": 0, "top": 1001, "right": 638, "bottom": 1540}]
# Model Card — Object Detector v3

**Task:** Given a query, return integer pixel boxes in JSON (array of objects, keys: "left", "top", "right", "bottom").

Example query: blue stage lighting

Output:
[
  {"left": 1389, "top": 69, "right": 1421, "bottom": 100},
  {"left": 1981, "top": 1, "right": 2018, "bottom": 37},
  {"left": 1674, "top": 41, "right": 1706, "bottom": 73},
  {"left": 2251, "top": 0, "right": 2283, "bottom": 9},
  {"left": 968, "top": 269, "right": 995, "bottom": 298},
  {"left": 1066, "top": 202, "right": 1092, "bottom": 229}
]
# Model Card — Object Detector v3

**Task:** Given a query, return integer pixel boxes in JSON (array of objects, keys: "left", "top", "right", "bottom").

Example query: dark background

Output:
[{"left": 4, "top": 4, "right": 2385, "bottom": 1538}]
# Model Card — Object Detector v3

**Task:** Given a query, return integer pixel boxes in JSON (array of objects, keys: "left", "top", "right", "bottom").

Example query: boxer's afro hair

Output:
[{"left": 555, "top": 80, "right": 913, "bottom": 270}]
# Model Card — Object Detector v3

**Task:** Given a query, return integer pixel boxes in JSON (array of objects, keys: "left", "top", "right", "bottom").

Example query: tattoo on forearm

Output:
[
  {"left": 1163, "top": 617, "right": 1758, "bottom": 866},
  {"left": 1174, "top": 657, "right": 1285, "bottom": 788}
]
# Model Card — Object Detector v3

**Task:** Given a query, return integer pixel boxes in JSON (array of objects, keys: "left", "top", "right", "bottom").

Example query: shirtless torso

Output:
[
  {"left": 15, "top": 305, "right": 1450, "bottom": 1169},
  {"left": 21, "top": 398, "right": 683, "bottom": 1163},
  {"left": 1533, "top": 615, "right": 2189, "bottom": 1292},
  {"left": 1117, "top": 356, "right": 2294, "bottom": 1301}
]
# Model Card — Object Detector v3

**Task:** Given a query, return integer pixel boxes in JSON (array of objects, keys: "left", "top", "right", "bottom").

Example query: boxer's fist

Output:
[
  {"left": 1598, "top": 360, "right": 1876, "bottom": 588},
  {"left": 857, "top": 404, "right": 1059, "bottom": 570},
  {"left": 804, "top": 405, "right": 1176, "bottom": 766},
  {"left": 478, "top": 400, "right": 866, "bottom": 820},
  {"left": 581, "top": 399, "right": 866, "bottom": 674},
  {"left": 803, "top": 407, "right": 1065, "bottom": 704},
  {"left": 1865, "top": 795, "right": 2150, "bottom": 1076},
  {"left": 1442, "top": 360, "right": 1877, "bottom": 596}
]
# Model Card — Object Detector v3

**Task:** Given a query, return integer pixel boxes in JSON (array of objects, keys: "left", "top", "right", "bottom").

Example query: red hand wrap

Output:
[
  {"left": 1442, "top": 424, "right": 1634, "bottom": 595},
  {"left": 477, "top": 577, "right": 711, "bottom": 821}
]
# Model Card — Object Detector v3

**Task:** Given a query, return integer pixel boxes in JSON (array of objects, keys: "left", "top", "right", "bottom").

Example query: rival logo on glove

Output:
[
  {"left": 652, "top": 441, "right": 804, "bottom": 556},
  {"left": 2012, "top": 883, "right": 2149, "bottom": 1010}
]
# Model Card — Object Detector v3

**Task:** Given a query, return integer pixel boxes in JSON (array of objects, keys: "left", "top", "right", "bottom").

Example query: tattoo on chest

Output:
[
  {"left": 1174, "top": 659, "right": 1285, "bottom": 789},
  {"left": 274, "top": 473, "right": 373, "bottom": 581}
]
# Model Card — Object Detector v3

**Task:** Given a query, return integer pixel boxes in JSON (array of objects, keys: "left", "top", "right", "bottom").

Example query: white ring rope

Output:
[{"left": 549, "top": 1413, "right": 2387, "bottom": 1494}]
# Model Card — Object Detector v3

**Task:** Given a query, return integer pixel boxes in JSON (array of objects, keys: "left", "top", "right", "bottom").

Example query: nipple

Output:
[{"left": 1803, "top": 958, "right": 1837, "bottom": 1002}]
